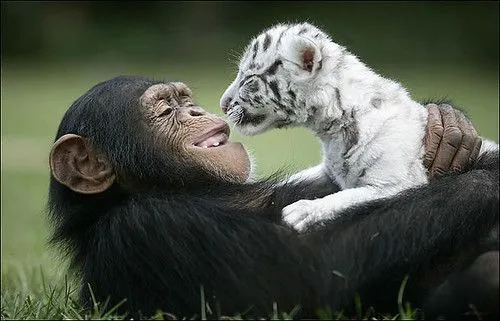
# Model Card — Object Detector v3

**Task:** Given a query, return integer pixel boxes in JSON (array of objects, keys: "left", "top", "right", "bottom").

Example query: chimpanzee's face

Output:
[{"left": 139, "top": 82, "right": 252, "bottom": 184}]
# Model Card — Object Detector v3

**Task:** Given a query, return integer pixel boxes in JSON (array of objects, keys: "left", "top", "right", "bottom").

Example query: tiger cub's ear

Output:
[{"left": 279, "top": 36, "right": 322, "bottom": 73}]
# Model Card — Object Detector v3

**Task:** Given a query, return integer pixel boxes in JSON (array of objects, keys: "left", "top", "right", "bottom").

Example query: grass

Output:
[
  {"left": 1, "top": 59, "right": 498, "bottom": 319},
  {"left": 1, "top": 267, "right": 416, "bottom": 320}
]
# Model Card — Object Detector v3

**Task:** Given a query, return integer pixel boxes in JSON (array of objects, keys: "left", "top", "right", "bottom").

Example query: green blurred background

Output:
[{"left": 1, "top": 1, "right": 499, "bottom": 289}]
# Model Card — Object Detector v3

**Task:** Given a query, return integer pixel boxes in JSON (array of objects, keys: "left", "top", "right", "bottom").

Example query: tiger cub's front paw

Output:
[{"left": 282, "top": 199, "right": 328, "bottom": 232}]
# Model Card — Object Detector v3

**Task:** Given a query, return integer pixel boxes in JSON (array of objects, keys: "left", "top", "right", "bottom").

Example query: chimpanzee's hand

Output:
[{"left": 423, "top": 103, "right": 482, "bottom": 179}]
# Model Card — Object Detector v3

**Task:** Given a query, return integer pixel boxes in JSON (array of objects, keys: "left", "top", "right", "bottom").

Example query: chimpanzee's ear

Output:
[
  {"left": 49, "top": 134, "right": 115, "bottom": 194},
  {"left": 279, "top": 35, "right": 322, "bottom": 73}
]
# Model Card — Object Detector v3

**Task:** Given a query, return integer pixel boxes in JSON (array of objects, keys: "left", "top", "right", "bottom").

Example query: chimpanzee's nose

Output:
[{"left": 220, "top": 96, "right": 232, "bottom": 114}]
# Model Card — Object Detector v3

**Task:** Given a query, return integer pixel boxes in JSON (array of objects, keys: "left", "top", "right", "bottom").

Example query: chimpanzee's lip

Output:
[{"left": 193, "top": 122, "right": 230, "bottom": 148}]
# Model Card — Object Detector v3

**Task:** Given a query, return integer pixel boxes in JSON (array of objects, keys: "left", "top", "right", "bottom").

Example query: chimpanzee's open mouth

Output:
[{"left": 193, "top": 123, "right": 230, "bottom": 148}]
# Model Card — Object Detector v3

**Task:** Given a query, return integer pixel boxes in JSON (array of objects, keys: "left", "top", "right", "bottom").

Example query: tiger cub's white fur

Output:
[{"left": 220, "top": 22, "right": 498, "bottom": 231}]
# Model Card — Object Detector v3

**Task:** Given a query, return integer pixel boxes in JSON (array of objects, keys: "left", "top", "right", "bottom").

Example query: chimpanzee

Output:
[{"left": 47, "top": 76, "right": 499, "bottom": 320}]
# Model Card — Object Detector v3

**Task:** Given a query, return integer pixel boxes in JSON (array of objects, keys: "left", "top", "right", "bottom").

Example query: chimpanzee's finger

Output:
[
  {"left": 429, "top": 104, "right": 463, "bottom": 179},
  {"left": 454, "top": 109, "right": 482, "bottom": 167},
  {"left": 450, "top": 111, "right": 477, "bottom": 172},
  {"left": 423, "top": 104, "right": 444, "bottom": 170}
]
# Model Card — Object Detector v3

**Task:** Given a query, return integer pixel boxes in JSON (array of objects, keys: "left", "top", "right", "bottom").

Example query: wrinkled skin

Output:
[
  {"left": 424, "top": 103, "right": 482, "bottom": 179},
  {"left": 138, "top": 82, "right": 251, "bottom": 183}
]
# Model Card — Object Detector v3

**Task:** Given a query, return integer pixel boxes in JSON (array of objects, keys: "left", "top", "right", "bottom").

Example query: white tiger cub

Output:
[{"left": 220, "top": 22, "right": 498, "bottom": 231}]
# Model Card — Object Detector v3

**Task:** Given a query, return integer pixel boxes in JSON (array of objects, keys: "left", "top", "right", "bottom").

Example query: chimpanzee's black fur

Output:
[{"left": 47, "top": 76, "right": 499, "bottom": 320}]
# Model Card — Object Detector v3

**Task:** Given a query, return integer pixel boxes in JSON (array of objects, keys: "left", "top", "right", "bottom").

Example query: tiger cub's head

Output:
[{"left": 220, "top": 22, "right": 344, "bottom": 136}]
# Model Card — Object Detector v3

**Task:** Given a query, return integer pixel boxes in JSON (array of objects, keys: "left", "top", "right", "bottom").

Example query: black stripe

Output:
[
  {"left": 240, "top": 110, "right": 266, "bottom": 126},
  {"left": 238, "top": 77, "right": 248, "bottom": 88},
  {"left": 334, "top": 87, "right": 342, "bottom": 109},
  {"left": 265, "top": 60, "right": 282, "bottom": 76},
  {"left": 239, "top": 74, "right": 255, "bottom": 88},
  {"left": 322, "top": 120, "right": 336, "bottom": 132},
  {"left": 263, "top": 33, "right": 272, "bottom": 51},
  {"left": 247, "top": 80, "right": 259, "bottom": 93},
  {"left": 287, "top": 89, "right": 296, "bottom": 101},
  {"left": 342, "top": 161, "right": 350, "bottom": 177},
  {"left": 370, "top": 97, "right": 382, "bottom": 108},
  {"left": 271, "top": 98, "right": 290, "bottom": 113},
  {"left": 298, "top": 26, "right": 308, "bottom": 35},
  {"left": 343, "top": 121, "right": 359, "bottom": 156},
  {"left": 345, "top": 116, "right": 394, "bottom": 160},
  {"left": 252, "top": 41, "right": 259, "bottom": 60},
  {"left": 268, "top": 81, "right": 281, "bottom": 101},
  {"left": 240, "top": 74, "right": 267, "bottom": 89}
]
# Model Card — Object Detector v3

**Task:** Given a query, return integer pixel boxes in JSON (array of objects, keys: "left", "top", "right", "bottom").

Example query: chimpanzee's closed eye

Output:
[{"left": 158, "top": 107, "right": 173, "bottom": 117}]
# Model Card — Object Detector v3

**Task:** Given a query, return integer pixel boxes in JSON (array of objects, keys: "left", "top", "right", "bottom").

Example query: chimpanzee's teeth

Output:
[{"left": 195, "top": 132, "right": 228, "bottom": 148}]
